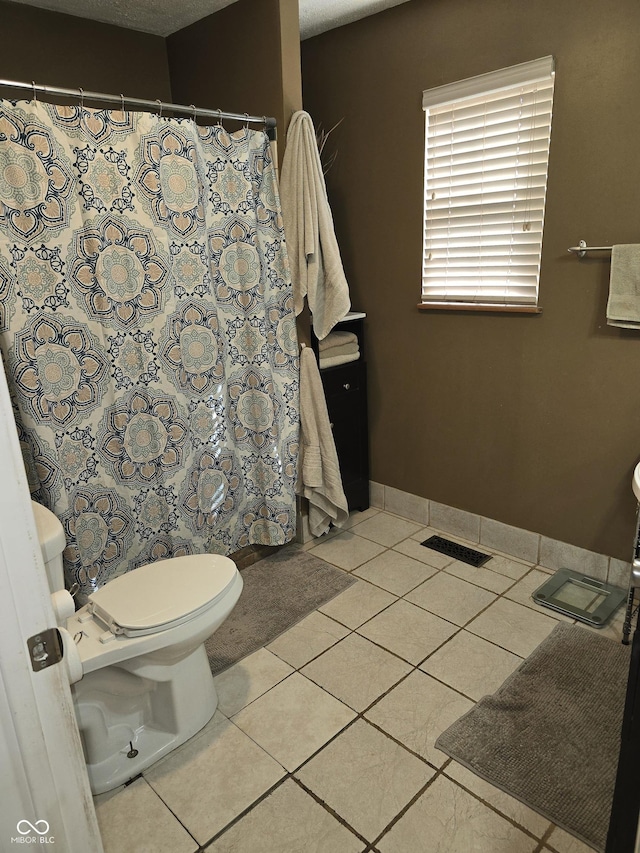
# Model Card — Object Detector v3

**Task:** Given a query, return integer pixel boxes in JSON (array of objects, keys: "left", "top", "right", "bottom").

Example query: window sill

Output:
[{"left": 417, "top": 302, "right": 542, "bottom": 315}]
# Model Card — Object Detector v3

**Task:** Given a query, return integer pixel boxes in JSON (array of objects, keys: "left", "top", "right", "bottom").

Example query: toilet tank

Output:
[{"left": 30, "top": 501, "right": 66, "bottom": 592}]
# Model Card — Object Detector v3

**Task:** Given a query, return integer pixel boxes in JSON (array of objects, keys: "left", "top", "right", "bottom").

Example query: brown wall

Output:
[
  {"left": 0, "top": 1, "right": 171, "bottom": 101},
  {"left": 167, "top": 0, "right": 302, "bottom": 140},
  {"left": 302, "top": 0, "right": 640, "bottom": 560}
]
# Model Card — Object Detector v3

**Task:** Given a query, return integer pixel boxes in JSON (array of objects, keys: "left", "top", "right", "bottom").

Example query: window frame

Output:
[{"left": 419, "top": 56, "right": 555, "bottom": 314}]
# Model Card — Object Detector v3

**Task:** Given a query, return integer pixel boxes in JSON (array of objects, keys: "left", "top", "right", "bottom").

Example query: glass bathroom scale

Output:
[{"left": 532, "top": 568, "right": 626, "bottom": 627}]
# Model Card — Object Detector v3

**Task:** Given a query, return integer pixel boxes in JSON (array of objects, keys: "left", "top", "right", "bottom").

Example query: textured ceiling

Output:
[{"left": 7, "top": 0, "right": 411, "bottom": 39}]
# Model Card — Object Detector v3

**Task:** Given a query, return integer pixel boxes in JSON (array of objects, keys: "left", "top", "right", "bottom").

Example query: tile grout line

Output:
[
  {"left": 368, "top": 766, "right": 443, "bottom": 848},
  {"left": 304, "top": 510, "right": 611, "bottom": 849},
  {"left": 111, "top": 507, "right": 608, "bottom": 852},
  {"left": 303, "top": 521, "right": 600, "bottom": 849},
  {"left": 312, "top": 553, "right": 539, "bottom": 667},
  {"left": 536, "top": 822, "right": 559, "bottom": 852},
  {"left": 355, "top": 538, "right": 569, "bottom": 648},
  {"left": 229, "top": 653, "right": 542, "bottom": 847},
  {"left": 197, "top": 773, "right": 291, "bottom": 849},
  {"left": 136, "top": 773, "right": 203, "bottom": 850},
  {"left": 271, "top": 535, "right": 572, "bottom": 713},
  {"left": 282, "top": 530, "right": 581, "bottom": 845},
  {"left": 438, "top": 763, "right": 556, "bottom": 847},
  {"left": 291, "top": 774, "right": 371, "bottom": 848}
]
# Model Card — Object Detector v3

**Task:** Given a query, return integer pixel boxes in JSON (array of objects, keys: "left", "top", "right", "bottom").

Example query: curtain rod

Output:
[{"left": 0, "top": 78, "right": 277, "bottom": 138}]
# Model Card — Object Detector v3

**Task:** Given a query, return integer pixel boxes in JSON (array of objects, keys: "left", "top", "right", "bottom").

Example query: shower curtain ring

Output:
[
  {"left": 243, "top": 112, "right": 249, "bottom": 130},
  {"left": 190, "top": 104, "right": 197, "bottom": 122},
  {"left": 262, "top": 115, "right": 267, "bottom": 132},
  {"left": 217, "top": 108, "right": 223, "bottom": 127},
  {"left": 78, "top": 87, "right": 84, "bottom": 111},
  {"left": 120, "top": 94, "right": 125, "bottom": 113},
  {"left": 156, "top": 99, "right": 163, "bottom": 118},
  {"left": 31, "top": 81, "right": 37, "bottom": 103}
]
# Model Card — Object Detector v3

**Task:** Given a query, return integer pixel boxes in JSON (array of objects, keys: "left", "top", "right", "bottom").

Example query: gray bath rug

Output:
[
  {"left": 435, "top": 622, "right": 630, "bottom": 852},
  {"left": 205, "top": 546, "right": 355, "bottom": 675}
]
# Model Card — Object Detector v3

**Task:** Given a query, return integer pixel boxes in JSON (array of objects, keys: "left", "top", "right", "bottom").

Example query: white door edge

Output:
[{"left": 0, "top": 357, "right": 103, "bottom": 852}]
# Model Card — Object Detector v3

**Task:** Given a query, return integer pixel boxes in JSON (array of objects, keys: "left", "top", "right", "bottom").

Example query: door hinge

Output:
[{"left": 27, "top": 628, "right": 63, "bottom": 672}]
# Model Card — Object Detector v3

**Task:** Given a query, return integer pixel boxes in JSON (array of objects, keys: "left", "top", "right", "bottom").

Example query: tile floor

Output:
[{"left": 95, "top": 507, "right": 624, "bottom": 853}]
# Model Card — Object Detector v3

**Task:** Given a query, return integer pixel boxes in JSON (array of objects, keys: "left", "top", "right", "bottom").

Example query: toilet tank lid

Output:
[
  {"left": 88, "top": 554, "right": 238, "bottom": 632},
  {"left": 31, "top": 501, "right": 66, "bottom": 564}
]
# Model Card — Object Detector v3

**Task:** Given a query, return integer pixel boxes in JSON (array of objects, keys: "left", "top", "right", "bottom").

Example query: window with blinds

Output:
[{"left": 421, "top": 56, "right": 555, "bottom": 310}]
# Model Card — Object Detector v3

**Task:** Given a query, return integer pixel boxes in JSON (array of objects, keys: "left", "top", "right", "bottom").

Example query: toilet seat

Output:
[
  {"left": 30, "top": 495, "right": 245, "bottom": 794},
  {"left": 87, "top": 554, "right": 238, "bottom": 638}
]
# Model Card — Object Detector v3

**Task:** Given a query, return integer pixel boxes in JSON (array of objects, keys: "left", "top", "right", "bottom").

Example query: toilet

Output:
[{"left": 31, "top": 500, "right": 243, "bottom": 795}]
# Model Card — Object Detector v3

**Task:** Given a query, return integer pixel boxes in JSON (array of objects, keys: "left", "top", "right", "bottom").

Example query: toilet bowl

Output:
[{"left": 31, "top": 500, "right": 243, "bottom": 794}]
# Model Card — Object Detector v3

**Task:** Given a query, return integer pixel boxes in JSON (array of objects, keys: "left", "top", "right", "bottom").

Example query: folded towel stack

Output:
[
  {"left": 319, "top": 330, "right": 360, "bottom": 368},
  {"left": 607, "top": 245, "right": 640, "bottom": 328}
]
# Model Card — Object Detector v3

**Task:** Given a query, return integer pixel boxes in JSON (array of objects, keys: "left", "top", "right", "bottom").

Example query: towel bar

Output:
[{"left": 568, "top": 240, "right": 613, "bottom": 258}]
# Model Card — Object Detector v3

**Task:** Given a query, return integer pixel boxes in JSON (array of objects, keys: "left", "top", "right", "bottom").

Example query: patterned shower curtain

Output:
[{"left": 0, "top": 99, "right": 299, "bottom": 597}]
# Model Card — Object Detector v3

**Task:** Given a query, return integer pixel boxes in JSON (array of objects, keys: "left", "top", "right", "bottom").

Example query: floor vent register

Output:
[{"left": 420, "top": 535, "right": 491, "bottom": 568}]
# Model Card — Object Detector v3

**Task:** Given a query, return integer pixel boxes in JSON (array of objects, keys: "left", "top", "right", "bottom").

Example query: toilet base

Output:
[{"left": 74, "top": 643, "right": 218, "bottom": 794}]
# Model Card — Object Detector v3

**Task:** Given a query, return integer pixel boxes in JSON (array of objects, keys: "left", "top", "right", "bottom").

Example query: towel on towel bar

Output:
[
  {"left": 298, "top": 346, "right": 349, "bottom": 536},
  {"left": 607, "top": 245, "right": 640, "bottom": 328}
]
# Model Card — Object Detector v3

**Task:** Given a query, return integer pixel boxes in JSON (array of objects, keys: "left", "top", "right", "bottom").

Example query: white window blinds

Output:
[{"left": 421, "top": 56, "right": 555, "bottom": 308}]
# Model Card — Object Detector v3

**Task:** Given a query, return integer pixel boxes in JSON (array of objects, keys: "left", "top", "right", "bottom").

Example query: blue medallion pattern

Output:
[
  {"left": 159, "top": 300, "right": 225, "bottom": 394},
  {"left": 11, "top": 313, "right": 109, "bottom": 427},
  {"left": 97, "top": 388, "right": 188, "bottom": 485},
  {"left": 132, "top": 484, "right": 180, "bottom": 541},
  {"left": 227, "top": 366, "right": 283, "bottom": 451},
  {"left": 0, "top": 100, "right": 299, "bottom": 595},
  {"left": 0, "top": 104, "right": 76, "bottom": 243},
  {"left": 16, "top": 418, "right": 62, "bottom": 506},
  {"left": 180, "top": 447, "right": 243, "bottom": 535},
  {"left": 209, "top": 218, "right": 265, "bottom": 313},
  {"left": 170, "top": 240, "right": 211, "bottom": 299},
  {"left": 132, "top": 535, "right": 193, "bottom": 570},
  {"left": 106, "top": 328, "right": 160, "bottom": 390},
  {"left": 68, "top": 213, "right": 171, "bottom": 328},
  {"left": 135, "top": 124, "right": 206, "bottom": 239},
  {"left": 11, "top": 244, "right": 69, "bottom": 313},
  {"left": 0, "top": 255, "right": 13, "bottom": 331},
  {"left": 62, "top": 485, "right": 134, "bottom": 591},
  {"left": 47, "top": 104, "right": 137, "bottom": 145},
  {"left": 225, "top": 314, "right": 269, "bottom": 367},
  {"left": 73, "top": 145, "right": 135, "bottom": 215},
  {"left": 54, "top": 425, "right": 100, "bottom": 489},
  {"left": 187, "top": 396, "right": 225, "bottom": 450}
]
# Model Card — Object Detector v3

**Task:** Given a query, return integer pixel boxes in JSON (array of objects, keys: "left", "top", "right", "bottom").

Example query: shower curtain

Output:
[{"left": 0, "top": 98, "right": 299, "bottom": 596}]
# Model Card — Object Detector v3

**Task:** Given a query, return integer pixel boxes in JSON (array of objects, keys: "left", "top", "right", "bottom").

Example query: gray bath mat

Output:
[
  {"left": 435, "top": 622, "right": 630, "bottom": 851},
  {"left": 205, "top": 546, "right": 355, "bottom": 675}
]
